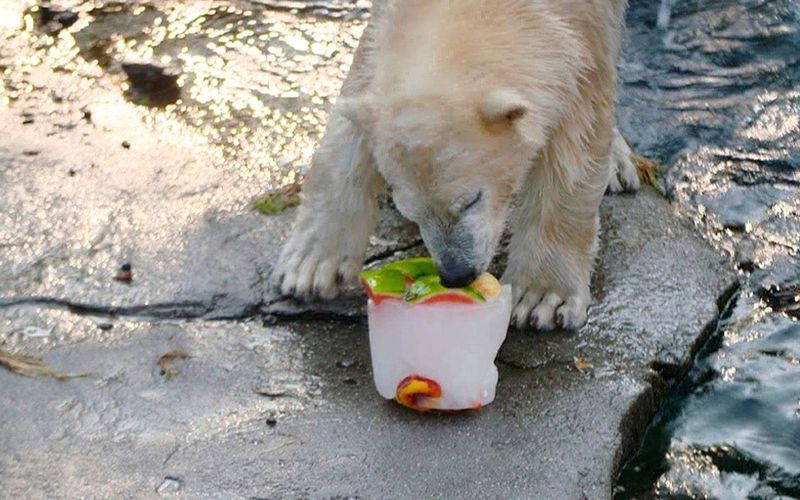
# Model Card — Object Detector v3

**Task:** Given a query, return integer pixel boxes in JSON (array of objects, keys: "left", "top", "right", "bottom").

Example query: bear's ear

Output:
[
  {"left": 337, "top": 94, "right": 377, "bottom": 131},
  {"left": 479, "top": 90, "right": 528, "bottom": 127}
]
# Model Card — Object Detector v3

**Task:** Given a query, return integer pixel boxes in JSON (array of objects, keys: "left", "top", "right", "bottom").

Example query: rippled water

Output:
[
  {"left": 615, "top": 0, "right": 799, "bottom": 497},
  {"left": 1, "top": 0, "right": 798, "bottom": 497},
  {"left": 616, "top": 283, "right": 800, "bottom": 498}
]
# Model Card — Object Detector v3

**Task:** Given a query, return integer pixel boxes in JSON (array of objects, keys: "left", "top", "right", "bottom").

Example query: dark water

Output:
[
  {"left": 0, "top": 0, "right": 798, "bottom": 497},
  {"left": 616, "top": 281, "right": 800, "bottom": 498},
  {"left": 615, "top": 0, "right": 800, "bottom": 497}
]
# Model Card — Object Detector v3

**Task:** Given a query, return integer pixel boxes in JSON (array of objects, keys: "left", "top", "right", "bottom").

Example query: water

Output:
[
  {"left": 0, "top": 0, "right": 798, "bottom": 496},
  {"left": 616, "top": 281, "right": 800, "bottom": 498},
  {"left": 615, "top": 0, "right": 800, "bottom": 497}
]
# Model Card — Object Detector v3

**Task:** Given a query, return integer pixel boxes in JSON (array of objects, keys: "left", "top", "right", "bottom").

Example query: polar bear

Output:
[{"left": 272, "top": 0, "right": 639, "bottom": 330}]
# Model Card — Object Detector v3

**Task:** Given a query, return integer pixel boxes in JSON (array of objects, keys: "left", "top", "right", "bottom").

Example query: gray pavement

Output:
[{"left": 1, "top": 120, "right": 733, "bottom": 497}]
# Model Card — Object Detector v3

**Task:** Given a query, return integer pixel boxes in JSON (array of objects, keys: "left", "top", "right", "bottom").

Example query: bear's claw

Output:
[
  {"left": 510, "top": 287, "right": 589, "bottom": 332},
  {"left": 607, "top": 128, "right": 641, "bottom": 194}
]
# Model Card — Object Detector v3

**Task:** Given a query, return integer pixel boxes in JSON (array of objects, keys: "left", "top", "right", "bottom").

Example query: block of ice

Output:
[{"left": 367, "top": 285, "right": 512, "bottom": 411}]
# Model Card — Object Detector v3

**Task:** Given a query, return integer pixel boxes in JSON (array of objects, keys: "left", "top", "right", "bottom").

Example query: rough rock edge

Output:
[{"left": 610, "top": 282, "right": 740, "bottom": 494}]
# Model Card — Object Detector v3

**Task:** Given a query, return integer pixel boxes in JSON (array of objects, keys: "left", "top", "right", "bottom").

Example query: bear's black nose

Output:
[{"left": 439, "top": 263, "right": 478, "bottom": 289}]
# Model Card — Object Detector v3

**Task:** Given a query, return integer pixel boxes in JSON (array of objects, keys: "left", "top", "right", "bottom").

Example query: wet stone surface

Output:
[
  {"left": 0, "top": 187, "right": 733, "bottom": 498},
  {"left": 0, "top": 0, "right": 792, "bottom": 498}
]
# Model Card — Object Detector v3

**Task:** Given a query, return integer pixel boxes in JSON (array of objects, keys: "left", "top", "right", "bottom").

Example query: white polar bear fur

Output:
[{"left": 272, "top": 0, "right": 640, "bottom": 331}]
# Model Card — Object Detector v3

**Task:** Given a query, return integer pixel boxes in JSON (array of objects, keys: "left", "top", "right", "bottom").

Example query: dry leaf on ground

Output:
[
  {"left": 0, "top": 349, "right": 91, "bottom": 380},
  {"left": 634, "top": 155, "right": 660, "bottom": 188},
  {"left": 158, "top": 351, "right": 192, "bottom": 379},
  {"left": 574, "top": 357, "right": 594, "bottom": 373}
]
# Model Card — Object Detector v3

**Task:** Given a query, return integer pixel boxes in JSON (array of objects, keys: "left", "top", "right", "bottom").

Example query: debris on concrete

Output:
[
  {"left": 21, "top": 326, "right": 51, "bottom": 338},
  {"left": 253, "top": 183, "right": 302, "bottom": 216},
  {"left": 574, "top": 357, "right": 594, "bottom": 373},
  {"left": 635, "top": 156, "right": 660, "bottom": 189},
  {"left": 158, "top": 351, "right": 191, "bottom": 380},
  {"left": 0, "top": 349, "right": 91, "bottom": 381},
  {"left": 253, "top": 382, "right": 289, "bottom": 399},
  {"left": 156, "top": 477, "right": 182, "bottom": 496},
  {"left": 114, "top": 263, "right": 133, "bottom": 283},
  {"left": 336, "top": 358, "right": 357, "bottom": 369}
]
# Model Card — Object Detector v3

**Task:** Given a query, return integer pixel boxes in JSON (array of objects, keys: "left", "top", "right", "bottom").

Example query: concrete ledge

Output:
[{"left": 1, "top": 187, "right": 734, "bottom": 498}]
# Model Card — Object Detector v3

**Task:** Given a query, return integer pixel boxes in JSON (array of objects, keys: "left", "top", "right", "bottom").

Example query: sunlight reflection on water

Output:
[{"left": 1, "top": 0, "right": 368, "bottom": 189}]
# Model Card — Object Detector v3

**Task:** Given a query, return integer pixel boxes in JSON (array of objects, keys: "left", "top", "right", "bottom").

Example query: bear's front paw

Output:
[
  {"left": 607, "top": 129, "right": 641, "bottom": 195},
  {"left": 271, "top": 226, "right": 364, "bottom": 301},
  {"left": 509, "top": 281, "right": 590, "bottom": 332}
]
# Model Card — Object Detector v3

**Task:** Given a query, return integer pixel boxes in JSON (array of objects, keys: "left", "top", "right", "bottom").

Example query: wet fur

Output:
[{"left": 272, "top": 0, "right": 639, "bottom": 331}]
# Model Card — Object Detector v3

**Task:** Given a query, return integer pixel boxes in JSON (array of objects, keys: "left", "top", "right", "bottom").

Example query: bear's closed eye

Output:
[{"left": 459, "top": 191, "right": 483, "bottom": 214}]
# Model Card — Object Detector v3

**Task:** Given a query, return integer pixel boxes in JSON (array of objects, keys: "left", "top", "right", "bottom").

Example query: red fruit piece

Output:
[
  {"left": 395, "top": 375, "right": 442, "bottom": 412},
  {"left": 359, "top": 269, "right": 407, "bottom": 306},
  {"left": 416, "top": 293, "right": 479, "bottom": 305}
]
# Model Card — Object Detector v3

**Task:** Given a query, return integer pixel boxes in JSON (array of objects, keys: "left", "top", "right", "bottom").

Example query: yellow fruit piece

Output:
[
  {"left": 470, "top": 273, "right": 502, "bottom": 299},
  {"left": 395, "top": 375, "right": 442, "bottom": 412}
]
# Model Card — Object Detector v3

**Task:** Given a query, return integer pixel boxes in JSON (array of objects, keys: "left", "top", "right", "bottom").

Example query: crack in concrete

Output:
[
  {"left": 0, "top": 292, "right": 365, "bottom": 325},
  {"left": 0, "top": 296, "right": 218, "bottom": 320},
  {"left": 610, "top": 280, "right": 741, "bottom": 493},
  {"left": 262, "top": 306, "right": 366, "bottom": 325},
  {"left": 0, "top": 242, "right": 425, "bottom": 324}
]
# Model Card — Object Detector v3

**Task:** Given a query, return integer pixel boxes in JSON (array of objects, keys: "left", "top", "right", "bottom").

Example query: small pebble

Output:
[
  {"left": 122, "top": 140, "right": 131, "bottom": 149},
  {"left": 254, "top": 383, "right": 287, "bottom": 398},
  {"left": 343, "top": 378, "right": 358, "bottom": 386},
  {"left": 336, "top": 359, "right": 356, "bottom": 369},
  {"left": 22, "top": 326, "right": 51, "bottom": 338},
  {"left": 156, "top": 477, "right": 182, "bottom": 496},
  {"left": 67, "top": 169, "right": 76, "bottom": 177},
  {"left": 266, "top": 417, "right": 278, "bottom": 427}
]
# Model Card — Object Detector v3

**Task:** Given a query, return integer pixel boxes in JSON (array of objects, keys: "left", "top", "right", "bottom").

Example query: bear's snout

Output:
[{"left": 438, "top": 259, "right": 479, "bottom": 289}]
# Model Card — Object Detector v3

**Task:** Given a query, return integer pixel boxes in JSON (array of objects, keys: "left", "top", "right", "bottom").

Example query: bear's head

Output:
[{"left": 340, "top": 88, "right": 549, "bottom": 287}]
